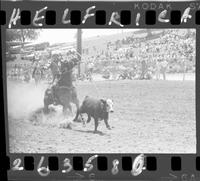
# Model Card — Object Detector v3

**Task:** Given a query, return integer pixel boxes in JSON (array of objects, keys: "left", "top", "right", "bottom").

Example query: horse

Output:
[{"left": 43, "top": 58, "right": 80, "bottom": 117}]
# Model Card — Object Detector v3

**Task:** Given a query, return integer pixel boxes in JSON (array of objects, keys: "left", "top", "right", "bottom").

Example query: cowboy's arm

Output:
[
  {"left": 68, "top": 58, "right": 79, "bottom": 69},
  {"left": 73, "top": 58, "right": 80, "bottom": 66}
]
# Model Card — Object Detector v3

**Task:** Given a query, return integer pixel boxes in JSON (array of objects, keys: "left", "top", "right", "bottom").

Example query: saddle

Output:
[{"left": 51, "top": 84, "right": 75, "bottom": 105}]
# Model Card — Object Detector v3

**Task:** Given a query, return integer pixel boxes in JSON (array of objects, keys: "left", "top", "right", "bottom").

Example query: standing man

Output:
[
  {"left": 156, "top": 55, "right": 168, "bottom": 80},
  {"left": 87, "top": 61, "right": 94, "bottom": 81},
  {"left": 160, "top": 55, "right": 168, "bottom": 80},
  {"left": 14, "top": 64, "right": 18, "bottom": 81},
  {"left": 32, "top": 60, "right": 42, "bottom": 85},
  {"left": 155, "top": 56, "right": 161, "bottom": 80}
]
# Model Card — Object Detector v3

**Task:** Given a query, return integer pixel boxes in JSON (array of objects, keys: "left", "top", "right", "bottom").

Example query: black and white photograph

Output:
[
  {"left": 2, "top": 0, "right": 198, "bottom": 1},
  {"left": 6, "top": 29, "right": 196, "bottom": 153}
]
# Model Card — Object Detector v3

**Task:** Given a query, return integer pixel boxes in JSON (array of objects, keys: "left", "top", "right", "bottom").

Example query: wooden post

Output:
[
  {"left": 77, "top": 29, "right": 82, "bottom": 77},
  {"left": 183, "top": 58, "right": 186, "bottom": 81}
]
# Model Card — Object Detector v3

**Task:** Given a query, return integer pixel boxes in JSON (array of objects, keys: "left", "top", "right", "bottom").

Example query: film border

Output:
[{"left": 0, "top": 1, "right": 200, "bottom": 180}]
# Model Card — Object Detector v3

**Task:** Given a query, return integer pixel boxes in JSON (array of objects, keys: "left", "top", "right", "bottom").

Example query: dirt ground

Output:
[{"left": 7, "top": 78, "right": 196, "bottom": 153}]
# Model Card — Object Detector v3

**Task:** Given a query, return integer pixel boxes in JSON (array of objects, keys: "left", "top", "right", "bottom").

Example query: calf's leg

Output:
[
  {"left": 94, "top": 118, "right": 99, "bottom": 133},
  {"left": 87, "top": 115, "right": 91, "bottom": 123},
  {"left": 104, "top": 118, "right": 111, "bottom": 130}
]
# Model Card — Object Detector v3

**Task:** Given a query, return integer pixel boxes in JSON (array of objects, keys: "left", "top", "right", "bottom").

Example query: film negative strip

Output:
[{"left": 0, "top": 0, "right": 200, "bottom": 180}]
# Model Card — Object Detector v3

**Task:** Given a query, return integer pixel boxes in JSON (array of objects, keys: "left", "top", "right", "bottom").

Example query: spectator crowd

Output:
[
  {"left": 7, "top": 29, "right": 195, "bottom": 82},
  {"left": 83, "top": 29, "right": 195, "bottom": 80}
]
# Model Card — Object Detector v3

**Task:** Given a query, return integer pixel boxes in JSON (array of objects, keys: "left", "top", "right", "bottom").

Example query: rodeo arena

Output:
[{"left": 7, "top": 29, "right": 196, "bottom": 153}]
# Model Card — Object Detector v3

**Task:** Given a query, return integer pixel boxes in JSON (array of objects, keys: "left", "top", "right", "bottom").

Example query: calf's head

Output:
[{"left": 100, "top": 99, "right": 114, "bottom": 113}]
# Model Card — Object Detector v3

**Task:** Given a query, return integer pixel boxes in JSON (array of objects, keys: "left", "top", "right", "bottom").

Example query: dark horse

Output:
[{"left": 43, "top": 57, "right": 80, "bottom": 116}]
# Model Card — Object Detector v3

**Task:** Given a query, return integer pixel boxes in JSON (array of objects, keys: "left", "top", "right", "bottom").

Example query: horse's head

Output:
[
  {"left": 60, "top": 60, "right": 70, "bottom": 73},
  {"left": 61, "top": 57, "right": 78, "bottom": 71}
]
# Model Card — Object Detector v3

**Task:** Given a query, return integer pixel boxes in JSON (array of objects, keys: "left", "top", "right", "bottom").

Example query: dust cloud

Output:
[
  {"left": 7, "top": 80, "right": 74, "bottom": 126},
  {"left": 7, "top": 81, "right": 48, "bottom": 120}
]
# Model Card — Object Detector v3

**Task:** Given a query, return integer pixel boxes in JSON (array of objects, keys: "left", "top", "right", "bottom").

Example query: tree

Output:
[{"left": 6, "top": 29, "right": 41, "bottom": 46}]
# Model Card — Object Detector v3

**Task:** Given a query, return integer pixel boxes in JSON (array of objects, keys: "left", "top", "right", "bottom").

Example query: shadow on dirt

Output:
[{"left": 73, "top": 129, "right": 106, "bottom": 136}]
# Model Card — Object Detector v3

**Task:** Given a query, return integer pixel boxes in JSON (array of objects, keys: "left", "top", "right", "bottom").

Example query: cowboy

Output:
[
  {"left": 51, "top": 50, "right": 80, "bottom": 105},
  {"left": 32, "top": 60, "right": 42, "bottom": 84},
  {"left": 58, "top": 50, "right": 79, "bottom": 86}
]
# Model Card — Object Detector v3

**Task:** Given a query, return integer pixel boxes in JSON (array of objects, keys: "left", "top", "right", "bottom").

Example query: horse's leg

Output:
[
  {"left": 72, "top": 97, "right": 81, "bottom": 122},
  {"left": 74, "top": 97, "right": 80, "bottom": 119},
  {"left": 67, "top": 104, "right": 73, "bottom": 116},
  {"left": 43, "top": 102, "right": 49, "bottom": 114},
  {"left": 43, "top": 96, "right": 51, "bottom": 114},
  {"left": 62, "top": 105, "right": 68, "bottom": 116},
  {"left": 43, "top": 88, "right": 54, "bottom": 114}
]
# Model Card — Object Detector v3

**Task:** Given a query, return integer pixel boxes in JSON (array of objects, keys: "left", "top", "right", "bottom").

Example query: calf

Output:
[{"left": 73, "top": 96, "right": 114, "bottom": 133}]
